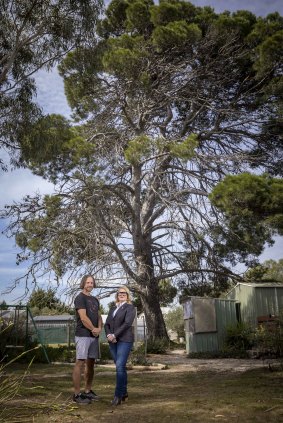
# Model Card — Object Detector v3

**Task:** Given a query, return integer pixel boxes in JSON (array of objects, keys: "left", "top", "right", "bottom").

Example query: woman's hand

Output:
[{"left": 107, "top": 334, "right": 117, "bottom": 343}]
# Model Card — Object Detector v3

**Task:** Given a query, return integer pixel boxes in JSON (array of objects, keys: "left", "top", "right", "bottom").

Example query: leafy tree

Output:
[
  {"left": 164, "top": 306, "right": 185, "bottom": 338},
  {"left": 107, "top": 301, "right": 116, "bottom": 312},
  {"left": 245, "top": 258, "right": 283, "bottom": 282},
  {"left": 158, "top": 279, "right": 178, "bottom": 306},
  {"left": 263, "top": 259, "right": 283, "bottom": 282},
  {"left": 99, "top": 303, "right": 107, "bottom": 315},
  {"left": 27, "top": 288, "right": 71, "bottom": 314},
  {"left": 0, "top": 0, "right": 103, "bottom": 169},
  {"left": 2, "top": 1, "right": 283, "bottom": 339},
  {"left": 178, "top": 273, "right": 230, "bottom": 300},
  {"left": 209, "top": 173, "right": 283, "bottom": 264},
  {"left": 133, "top": 279, "right": 177, "bottom": 314},
  {"left": 0, "top": 301, "right": 8, "bottom": 310}
]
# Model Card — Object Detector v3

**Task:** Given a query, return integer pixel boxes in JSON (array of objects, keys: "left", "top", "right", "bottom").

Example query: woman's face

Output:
[{"left": 117, "top": 289, "right": 128, "bottom": 302}]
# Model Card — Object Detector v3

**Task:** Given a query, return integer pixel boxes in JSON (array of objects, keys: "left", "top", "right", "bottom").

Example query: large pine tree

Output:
[{"left": 2, "top": 1, "right": 283, "bottom": 339}]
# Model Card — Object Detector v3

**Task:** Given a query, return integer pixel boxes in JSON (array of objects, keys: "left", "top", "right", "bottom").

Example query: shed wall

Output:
[
  {"left": 226, "top": 284, "right": 283, "bottom": 326},
  {"left": 184, "top": 298, "right": 237, "bottom": 353}
]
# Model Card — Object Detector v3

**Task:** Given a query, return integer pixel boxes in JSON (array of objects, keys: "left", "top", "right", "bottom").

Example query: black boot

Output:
[
  {"left": 111, "top": 396, "right": 122, "bottom": 406},
  {"left": 122, "top": 393, "right": 128, "bottom": 402}
]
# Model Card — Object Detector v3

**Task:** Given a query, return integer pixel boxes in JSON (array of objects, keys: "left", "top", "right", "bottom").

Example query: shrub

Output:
[
  {"left": 223, "top": 322, "right": 254, "bottom": 353},
  {"left": 253, "top": 315, "right": 283, "bottom": 357},
  {"left": 146, "top": 338, "right": 169, "bottom": 354},
  {"left": 129, "top": 343, "right": 149, "bottom": 366},
  {"left": 99, "top": 343, "right": 113, "bottom": 361},
  {"left": 164, "top": 306, "right": 185, "bottom": 338}
]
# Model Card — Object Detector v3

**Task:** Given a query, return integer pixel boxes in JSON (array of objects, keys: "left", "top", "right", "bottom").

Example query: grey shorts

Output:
[{"left": 75, "top": 336, "right": 99, "bottom": 360}]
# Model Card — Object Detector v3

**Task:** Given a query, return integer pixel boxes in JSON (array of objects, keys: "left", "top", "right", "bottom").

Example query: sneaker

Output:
[
  {"left": 83, "top": 390, "right": 100, "bottom": 401},
  {"left": 73, "top": 393, "right": 91, "bottom": 404}
]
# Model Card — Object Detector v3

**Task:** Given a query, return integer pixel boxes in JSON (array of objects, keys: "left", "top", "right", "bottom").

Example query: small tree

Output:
[
  {"left": 164, "top": 306, "right": 185, "bottom": 339},
  {"left": 0, "top": 301, "right": 8, "bottom": 310},
  {"left": 27, "top": 288, "right": 72, "bottom": 314}
]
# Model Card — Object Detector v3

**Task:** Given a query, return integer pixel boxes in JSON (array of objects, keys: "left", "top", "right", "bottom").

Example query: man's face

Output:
[{"left": 84, "top": 277, "right": 95, "bottom": 292}]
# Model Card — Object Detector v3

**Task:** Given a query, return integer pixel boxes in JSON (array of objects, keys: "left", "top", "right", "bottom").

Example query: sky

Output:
[{"left": 1, "top": 0, "right": 283, "bottom": 305}]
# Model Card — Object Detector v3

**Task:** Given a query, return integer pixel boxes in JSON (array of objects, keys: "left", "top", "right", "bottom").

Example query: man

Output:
[{"left": 72, "top": 274, "right": 102, "bottom": 404}]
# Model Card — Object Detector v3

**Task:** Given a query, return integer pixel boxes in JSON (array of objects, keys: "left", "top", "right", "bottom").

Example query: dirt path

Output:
[{"left": 146, "top": 349, "right": 280, "bottom": 373}]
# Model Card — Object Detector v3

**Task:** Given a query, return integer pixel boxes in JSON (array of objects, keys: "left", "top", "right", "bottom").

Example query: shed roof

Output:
[
  {"left": 234, "top": 282, "right": 283, "bottom": 288},
  {"left": 33, "top": 315, "right": 74, "bottom": 322},
  {"left": 180, "top": 295, "right": 237, "bottom": 303},
  {"left": 226, "top": 281, "right": 283, "bottom": 297}
]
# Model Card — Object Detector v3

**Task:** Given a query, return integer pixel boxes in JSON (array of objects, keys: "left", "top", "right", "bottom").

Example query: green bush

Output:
[
  {"left": 164, "top": 306, "right": 185, "bottom": 338},
  {"left": 99, "top": 343, "right": 113, "bottom": 361},
  {"left": 254, "top": 315, "right": 283, "bottom": 357},
  {"left": 224, "top": 322, "right": 254, "bottom": 353},
  {"left": 129, "top": 343, "right": 149, "bottom": 366},
  {"left": 4, "top": 341, "right": 114, "bottom": 364},
  {"left": 146, "top": 338, "right": 169, "bottom": 354},
  {"left": 0, "top": 318, "right": 28, "bottom": 361}
]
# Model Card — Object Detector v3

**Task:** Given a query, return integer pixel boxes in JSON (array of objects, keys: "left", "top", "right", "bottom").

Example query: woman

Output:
[{"left": 105, "top": 285, "right": 136, "bottom": 406}]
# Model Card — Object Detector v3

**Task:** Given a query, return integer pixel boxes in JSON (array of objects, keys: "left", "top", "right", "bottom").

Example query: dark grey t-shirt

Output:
[{"left": 74, "top": 292, "right": 100, "bottom": 337}]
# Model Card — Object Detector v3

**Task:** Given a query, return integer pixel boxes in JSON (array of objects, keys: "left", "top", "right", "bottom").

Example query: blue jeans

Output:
[{"left": 109, "top": 341, "right": 133, "bottom": 398}]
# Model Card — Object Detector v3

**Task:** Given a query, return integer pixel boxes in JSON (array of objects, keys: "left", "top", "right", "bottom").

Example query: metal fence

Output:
[{"left": 30, "top": 322, "right": 76, "bottom": 346}]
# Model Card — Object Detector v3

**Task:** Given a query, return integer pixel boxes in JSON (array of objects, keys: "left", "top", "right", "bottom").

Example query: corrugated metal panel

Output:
[
  {"left": 227, "top": 284, "right": 255, "bottom": 324},
  {"left": 254, "top": 287, "right": 283, "bottom": 316},
  {"left": 215, "top": 299, "right": 238, "bottom": 349},
  {"left": 276, "top": 287, "right": 283, "bottom": 311},
  {"left": 226, "top": 283, "right": 283, "bottom": 326},
  {"left": 183, "top": 298, "right": 238, "bottom": 353},
  {"left": 185, "top": 332, "right": 219, "bottom": 353}
]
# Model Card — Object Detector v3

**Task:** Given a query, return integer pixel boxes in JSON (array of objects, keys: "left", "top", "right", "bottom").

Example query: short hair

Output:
[
  {"left": 115, "top": 285, "right": 132, "bottom": 304},
  {"left": 80, "top": 275, "right": 95, "bottom": 290}
]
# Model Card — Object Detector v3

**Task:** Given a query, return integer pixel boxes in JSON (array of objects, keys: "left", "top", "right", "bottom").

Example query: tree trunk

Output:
[{"left": 140, "top": 282, "right": 169, "bottom": 340}]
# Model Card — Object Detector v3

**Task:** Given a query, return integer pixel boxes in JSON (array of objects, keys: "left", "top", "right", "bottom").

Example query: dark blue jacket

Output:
[{"left": 105, "top": 303, "right": 136, "bottom": 342}]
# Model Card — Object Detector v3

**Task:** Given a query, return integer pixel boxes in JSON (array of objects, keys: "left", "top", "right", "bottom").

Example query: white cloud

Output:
[
  {"left": 34, "top": 67, "right": 72, "bottom": 117},
  {"left": 259, "top": 237, "right": 283, "bottom": 262},
  {"left": 0, "top": 167, "right": 54, "bottom": 209},
  {"left": 191, "top": 0, "right": 283, "bottom": 16}
]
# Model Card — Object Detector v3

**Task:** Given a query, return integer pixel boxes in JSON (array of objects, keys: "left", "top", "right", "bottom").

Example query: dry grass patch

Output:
[{"left": 1, "top": 362, "right": 282, "bottom": 423}]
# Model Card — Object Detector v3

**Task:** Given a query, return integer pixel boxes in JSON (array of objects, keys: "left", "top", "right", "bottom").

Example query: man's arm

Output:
[
  {"left": 77, "top": 309, "right": 102, "bottom": 337},
  {"left": 92, "top": 313, "right": 103, "bottom": 337}
]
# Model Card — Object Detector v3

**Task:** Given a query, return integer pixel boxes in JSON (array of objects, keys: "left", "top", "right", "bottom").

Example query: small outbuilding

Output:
[
  {"left": 225, "top": 281, "right": 283, "bottom": 327},
  {"left": 31, "top": 314, "right": 75, "bottom": 345},
  {"left": 182, "top": 296, "right": 238, "bottom": 354},
  {"left": 182, "top": 282, "right": 283, "bottom": 354}
]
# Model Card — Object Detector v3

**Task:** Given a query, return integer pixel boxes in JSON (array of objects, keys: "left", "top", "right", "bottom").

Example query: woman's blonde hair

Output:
[{"left": 115, "top": 285, "right": 132, "bottom": 304}]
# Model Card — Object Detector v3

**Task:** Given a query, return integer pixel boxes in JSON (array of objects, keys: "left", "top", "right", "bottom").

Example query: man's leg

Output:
[
  {"left": 83, "top": 338, "right": 100, "bottom": 400},
  {"left": 84, "top": 358, "right": 95, "bottom": 392},
  {"left": 73, "top": 337, "right": 89, "bottom": 394},
  {"left": 72, "top": 359, "right": 85, "bottom": 395}
]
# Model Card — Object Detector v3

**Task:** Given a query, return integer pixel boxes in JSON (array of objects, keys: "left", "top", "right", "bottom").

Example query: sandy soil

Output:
[{"left": 146, "top": 349, "right": 281, "bottom": 373}]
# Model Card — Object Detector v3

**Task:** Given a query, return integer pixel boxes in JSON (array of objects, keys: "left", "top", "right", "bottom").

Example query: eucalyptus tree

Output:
[
  {"left": 0, "top": 0, "right": 103, "bottom": 169},
  {"left": 2, "top": 0, "right": 283, "bottom": 339},
  {"left": 244, "top": 258, "right": 283, "bottom": 283}
]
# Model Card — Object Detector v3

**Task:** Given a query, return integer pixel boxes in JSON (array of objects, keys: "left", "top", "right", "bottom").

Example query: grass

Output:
[{"left": 1, "top": 361, "right": 283, "bottom": 422}]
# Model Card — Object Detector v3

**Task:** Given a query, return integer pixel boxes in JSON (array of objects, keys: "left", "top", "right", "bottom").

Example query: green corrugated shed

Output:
[
  {"left": 182, "top": 297, "right": 238, "bottom": 354},
  {"left": 226, "top": 282, "right": 283, "bottom": 326}
]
